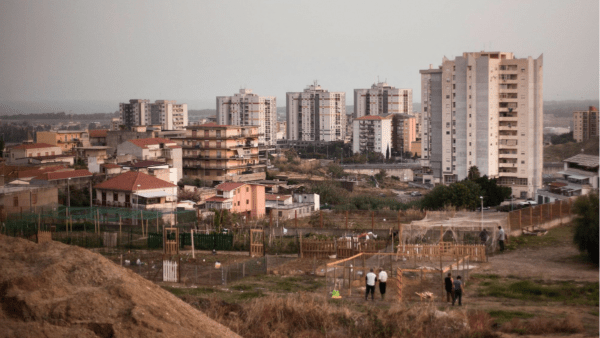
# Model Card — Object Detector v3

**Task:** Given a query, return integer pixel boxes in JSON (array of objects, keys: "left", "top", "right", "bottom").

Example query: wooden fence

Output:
[
  {"left": 37, "top": 230, "right": 52, "bottom": 244},
  {"left": 301, "top": 238, "right": 390, "bottom": 259},
  {"left": 398, "top": 243, "right": 486, "bottom": 262},
  {"left": 163, "top": 260, "right": 179, "bottom": 282},
  {"left": 507, "top": 198, "right": 574, "bottom": 232}
]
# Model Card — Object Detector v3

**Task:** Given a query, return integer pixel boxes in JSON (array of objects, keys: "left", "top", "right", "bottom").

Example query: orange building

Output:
[
  {"left": 175, "top": 123, "right": 266, "bottom": 183},
  {"left": 205, "top": 182, "right": 265, "bottom": 218},
  {"left": 37, "top": 130, "right": 90, "bottom": 152}
]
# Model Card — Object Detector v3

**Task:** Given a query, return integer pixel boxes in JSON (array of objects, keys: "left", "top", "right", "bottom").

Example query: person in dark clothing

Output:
[
  {"left": 452, "top": 275, "right": 464, "bottom": 306},
  {"left": 444, "top": 273, "right": 454, "bottom": 303}
]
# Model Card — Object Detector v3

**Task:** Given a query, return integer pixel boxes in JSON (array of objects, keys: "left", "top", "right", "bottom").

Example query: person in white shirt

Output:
[
  {"left": 365, "top": 268, "right": 377, "bottom": 301},
  {"left": 378, "top": 268, "right": 388, "bottom": 300},
  {"left": 497, "top": 226, "right": 506, "bottom": 252}
]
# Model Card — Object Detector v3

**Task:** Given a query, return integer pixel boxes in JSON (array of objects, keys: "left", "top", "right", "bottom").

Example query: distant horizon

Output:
[{"left": 1, "top": 98, "right": 598, "bottom": 115}]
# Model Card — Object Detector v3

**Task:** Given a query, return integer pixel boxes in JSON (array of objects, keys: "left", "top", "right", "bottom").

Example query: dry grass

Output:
[
  {"left": 179, "top": 292, "right": 501, "bottom": 338},
  {"left": 500, "top": 315, "right": 584, "bottom": 335}
]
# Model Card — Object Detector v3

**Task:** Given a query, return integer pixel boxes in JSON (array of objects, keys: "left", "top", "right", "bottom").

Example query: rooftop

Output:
[
  {"left": 35, "top": 169, "right": 93, "bottom": 181},
  {"left": 265, "top": 194, "right": 292, "bottom": 201},
  {"left": 101, "top": 163, "right": 121, "bottom": 169},
  {"left": 563, "top": 154, "right": 599, "bottom": 168},
  {"left": 89, "top": 129, "right": 108, "bottom": 138},
  {"left": 94, "top": 171, "right": 177, "bottom": 192},
  {"left": 205, "top": 196, "right": 230, "bottom": 202},
  {"left": 123, "top": 160, "right": 167, "bottom": 168},
  {"left": 12, "top": 143, "right": 57, "bottom": 150},
  {"left": 127, "top": 138, "right": 179, "bottom": 149},
  {"left": 215, "top": 182, "right": 247, "bottom": 191}
]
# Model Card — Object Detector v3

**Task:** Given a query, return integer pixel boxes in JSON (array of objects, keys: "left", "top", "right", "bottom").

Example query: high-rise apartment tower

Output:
[
  {"left": 420, "top": 51, "right": 543, "bottom": 198},
  {"left": 286, "top": 83, "right": 346, "bottom": 142},
  {"left": 354, "top": 82, "right": 412, "bottom": 118},
  {"left": 216, "top": 89, "right": 277, "bottom": 146}
]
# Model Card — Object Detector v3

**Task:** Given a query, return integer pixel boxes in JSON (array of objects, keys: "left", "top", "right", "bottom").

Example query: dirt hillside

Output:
[{"left": 0, "top": 235, "right": 240, "bottom": 338}]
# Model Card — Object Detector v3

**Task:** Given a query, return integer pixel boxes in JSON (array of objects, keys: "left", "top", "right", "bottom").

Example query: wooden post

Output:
[
  {"left": 440, "top": 240, "right": 443, "bottom": 300},
  {"left": 270, "top": 211, "right": 273, "bottom": 228},
  {"left": 69, "top": 215, "right": 72, "bottom": 234},
  {"left": 320, "top": 211, "right": 323, "bottom": 228},
  {"left": 295, "top": 210, "right": 297, "bottom": 228},
  {"left": 191, "top": 229, "right": 195, "bottom": 258},
  {"left": 140, "top": 210, "right": 144, "bottom": 237},
  {"left": 518, "top": 209, "right": 522, "bottom": 230},
  {"left": 345, "top": 211, "right": 349, "bottom": 230},
  {"left": 119, "top": 215, "right": 122, "bottom": 248},
  {"left": 529, "top": 206, "right": 533, "bottom": 227}
]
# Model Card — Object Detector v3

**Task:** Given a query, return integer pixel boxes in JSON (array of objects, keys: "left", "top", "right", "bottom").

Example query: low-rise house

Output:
[
  {"left": 93, "top": 171, "right": 177, "bottom": 210},
  {"left": 30, "top": 169, "right": 95, "bottom": 194},
  {"left": 116, "top": 137, "right": 182, "bottom": 182},
  {"left": 205, "top": 182, "right": 265, "bottom": 218},
  {"left": 535, "top": 154, "right": 599, "bottom": 203},
  {"left": 100, "top": 163, "right": 123, "bottom": 176},
  {"left": 75, "top": 146, "right": 109, "bottom": 163},
  {"left": 265, "top": 193, "right": 320, "bottom": 220},
  {"left": 122, "top": 160, "right": 177, "bottom": 185},
  {"left": 7, "top": 143, "right": 63, "bottom": 163},
  {"left": 0, "top": 186, "right": 59, "bottom": 217},
  {"left": 89, "top": 129, "right": 108, "bottom": 146}
]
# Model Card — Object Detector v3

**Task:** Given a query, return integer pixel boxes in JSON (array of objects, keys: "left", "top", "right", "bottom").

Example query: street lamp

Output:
[
  {"left": 67, "top": 177, "right": 72, "bottom": 208},
  {"left": 480, "top": 196, "right": 483, "bottom": 231},
  {"left": 276, "top": 196, "right": 280, "bottom": 228}
]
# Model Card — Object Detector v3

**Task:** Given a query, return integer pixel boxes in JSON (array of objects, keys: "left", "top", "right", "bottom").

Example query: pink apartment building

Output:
[{"left": 205, "top": 182, "right": 265, "bottom": 218}]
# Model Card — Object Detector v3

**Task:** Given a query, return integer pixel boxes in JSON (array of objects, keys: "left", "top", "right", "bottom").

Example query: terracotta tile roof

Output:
[
  {"left": 265, "top": 194, "right": 292, "bottom": 201},
  {"left": 205, "top": 196, "right": 229, "bottom": 202},
  {"left": 89, "top": 129, "right": 108, "bottom": 138},
  {"left": 35, "top": 169, "right": 93, "bottom": 181},
  {"left": 12, "top": 143, "right": 57, "bottom": 150},
  {"left": 215, "top": 182, "right": 246, "bottom": 191},
  {"left": 590, "top": 106, "right": 598, "bottom": 111},
  {"left": 94, "top": 171, "right": 176, "bottom": 191},
  {"left": 101, "top": 163, "right": 121, "bottom": 169},
  {"left": 127, "top": 138, "right": 177, "bottom": 149},
  {"left": 17, "top": 165, "right": 67, "bottom": 178}
]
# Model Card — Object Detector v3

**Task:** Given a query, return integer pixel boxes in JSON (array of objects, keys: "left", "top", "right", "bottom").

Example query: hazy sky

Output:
[{"left": 0, "top": 0, "right": 598, "bottom": 111}]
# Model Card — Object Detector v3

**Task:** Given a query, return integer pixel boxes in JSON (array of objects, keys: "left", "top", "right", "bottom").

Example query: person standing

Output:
[
  {"left": 378, "top": 268, "right": 388, "bottom": 300},
  {"left": 452, "top": 275, "right": 464, "bottom": 306},
  {"left": 479, "top": 228, "right": 488, "bottom": 245},
  {"left": 498, "top": 226, "right": 506, "bottom": 252},
  {"left": 444, "top": 273, "right": 454, "bottom": 303},
  {"left": 365, "top": 268, "right": 377, "bottom": 301}
]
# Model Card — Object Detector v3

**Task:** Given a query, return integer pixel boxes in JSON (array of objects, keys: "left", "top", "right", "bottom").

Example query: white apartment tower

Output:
[
  {"left": 354, "top": 82, "right": 412, "bottom": 118},
  {"left": 420, "top": 51, "right": 543, "bottom": 198},
  {"left": 150, "top": 100, "right": 188, "bottom": 130},
  {"left": 352, "top": 115, "right": 392, "bottom": 157},
  {"left": 286, "top": 83, "right": 346, "bottom": 142},
  {"left": 216, "top": 89, "right": 276, "bottom": 146},
  {"left": 120, "top": 99, "right": 188, "bottom": 130}
]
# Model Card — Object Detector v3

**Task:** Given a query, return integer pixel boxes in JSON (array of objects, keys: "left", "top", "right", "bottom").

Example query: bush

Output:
[{"left": 572, "top": 193, "right": 599, "bottom": 264}]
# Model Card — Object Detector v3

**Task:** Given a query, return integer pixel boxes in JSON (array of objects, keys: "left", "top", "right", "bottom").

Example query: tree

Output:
[
  {"left": 467, "top": 166, "right": 481, "bottom": 181},
  {"left": 475, "top": 175, "right": 512, "bottom": 207},
  {"left": 327, "top": 163, "right": 346, "bottom": 178},
  {"left": 0, "top": 138, "right": 4, "bottom": 157},
  {"left": 386, "top": 145, "right": 390, "bottom": 160},
  {"left": 420, "top": 185, "right": 452, "bottom": 210},
  {"left": 449, "top": 180, "right": 483, "bottom": 210},
  {"left": 572, "top": 193, "right": 599, "bottom": 264},
  {"left": 375, "top": 169, "right": 387, "bottom": 182}
]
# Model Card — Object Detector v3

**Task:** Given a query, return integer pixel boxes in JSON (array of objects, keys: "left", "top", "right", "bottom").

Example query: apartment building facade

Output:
[
  {"left": 286, "top": 83, "right": 346, "bottom": 142},
  {"left": 217, "top": 89, "right": 277, "bottom": 146},
  {"left": 37, "top": 130, "right": 90, "bottom": 152},
  {"left": 7, "top": 143, "right": 63, "bottom": 163},
  {"left": 174, "top": 123, "right": 266, "bottom": 183},
  {"left": 391, "top": 114, "right": 416, "bottom": 156},
  {"left": 352, "top": 115, "right": 392, "bottom": 156},
  {"left": 120, "top": 99, "right": 188, "bottom": 130},
  {"left": 354, "top": 82, "right": 412, "bottom": 118},
  {"left": 205, "top": 182, "right": 266, "bottom": 218},
  {"left": 573, "top": 106, "right": 599, "bottom": 142},
  {"left": 420, "top": 51, "right": 543, "bottom": 198}
]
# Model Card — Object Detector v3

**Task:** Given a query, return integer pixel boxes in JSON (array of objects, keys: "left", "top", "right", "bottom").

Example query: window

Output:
[
  {"left": 238, "top": 201, "right": 240, "bottom": 206},
  {"left": 278, "top": 211, "right": 283, "bottom": 217},
  {"left": 113, "top": 193, "right": 118, "bottom": 201},
  {"left": 446, "top": 95, "right": 450, "bottom": 99},
  {"left": 521, "top": 161, "right": 525, "bottom": 164},
  {"left": 246, "top": 199, "right": 249, "bottom": 205},
  {"left": 446, "top": 131, "right": 450, "bottom": 135},
  {"left": 13, "top": 196, "right": 18, "bottom": 207},
  {"left": 32, "top": 194, "right": 37, "bottom": 205},
  {"left": 246, "top": 187, "right": 249, "bottom": 192}
]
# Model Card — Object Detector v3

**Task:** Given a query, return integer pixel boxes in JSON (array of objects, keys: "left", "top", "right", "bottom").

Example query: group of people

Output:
[
  {"left": 479, "top": 226, "right": 507, "bottom": 251},
  {"left": 363, "top": 226, "right": 507, "bottom": 303},
  {"left": 365, "top": 268, "right": 387, "bottom": 301},
  {"left": 444, "top": 273, "right": 465, "bottom": 306}
]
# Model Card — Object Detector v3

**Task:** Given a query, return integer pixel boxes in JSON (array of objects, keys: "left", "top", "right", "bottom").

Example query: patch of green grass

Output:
[
  {"left": 162, "top": 286, "right": 218, "bottom": 296},
  {"left": 506, "top": 225, "right": 573, "bottom": 251},
  {"left": 478, "top": 279, "right": 599, "bottom": 306},
  {"left": 235, "top": 290, "right": 264, "bottom": 300},
  {"left": 472, "top": 274, "right": 500, "bottom": 280},
  {"left": 230, "top": 284, "right": 254, "bottom": 291},
  {"left": 488, "top": 310, "right": 534, "bottom": 324}
]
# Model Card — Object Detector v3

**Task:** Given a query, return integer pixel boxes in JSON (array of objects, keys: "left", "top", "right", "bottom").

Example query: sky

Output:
[{"left": 0, "top": 0, "right": 598, "bottom": 113}]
